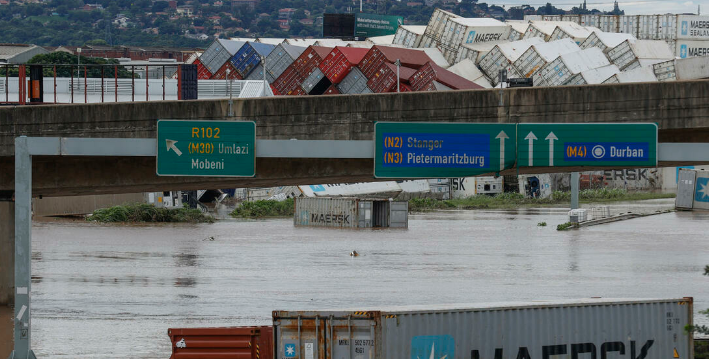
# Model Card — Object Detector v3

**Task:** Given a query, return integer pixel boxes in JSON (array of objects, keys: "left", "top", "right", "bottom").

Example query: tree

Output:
[{"left": 152, "top": 1, "right": 169, "bottom": 13}]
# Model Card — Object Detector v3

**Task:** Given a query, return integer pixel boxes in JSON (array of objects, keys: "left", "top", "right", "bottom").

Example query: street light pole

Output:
[
  {"left": 261, "top": 55, "right": 267, "bottom": 97},
  {"left": 76, "top": 47, "right": 82, "bottom": 84},
  {"left": 226, "top": 68, "right": 233, "bottom": 116}
]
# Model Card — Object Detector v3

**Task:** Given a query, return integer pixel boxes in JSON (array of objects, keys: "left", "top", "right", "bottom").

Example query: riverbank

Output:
[{"left": 87, "top": 204, "right": 214, "bottom": 223}]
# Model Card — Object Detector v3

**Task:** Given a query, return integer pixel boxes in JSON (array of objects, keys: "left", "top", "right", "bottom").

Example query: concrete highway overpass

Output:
[{"left": 2, "top": 79, "right": 709, "bottom": 197}]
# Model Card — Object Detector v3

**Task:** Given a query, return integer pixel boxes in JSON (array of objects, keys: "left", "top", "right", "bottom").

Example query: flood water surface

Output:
[{"left": 29, "top": 204, "right": 709, "bottom": 358}]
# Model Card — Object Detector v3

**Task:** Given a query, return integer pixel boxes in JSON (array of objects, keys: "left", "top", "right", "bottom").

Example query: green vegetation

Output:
[
  {"left": 537, "top": 222, "right": 547, "bottom": 227},
  {"left": 0, "top": 52, "right": 135, "bottom": 78},
  {"left": 686, "top": 265, "right": 709, "bottom": 337},
  {"left": 409, "top": 189, "right": 675, "bottom": 212},
  {"left": 556, "top": 222, "right": 576, "bottom": 231},
  {"left": 87, "top": 203, "right": 214, "bottom": 223},
  {"left": 230, "top": 198, "right": 294, "bottom": 218}
]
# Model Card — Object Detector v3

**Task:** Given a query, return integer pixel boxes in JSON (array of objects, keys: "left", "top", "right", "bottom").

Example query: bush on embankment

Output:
[
  {"left": 230, "top": 198, "right": 294, "bottom": 218},
  {"left": 87, "top": 204, "right": 214, "bottom": 223}
]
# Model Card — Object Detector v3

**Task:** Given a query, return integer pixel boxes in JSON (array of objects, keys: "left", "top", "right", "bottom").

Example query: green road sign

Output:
[
  {"left": 355, "top": 13, "right": 403, "bottom": 38},
  {"left": 156, "top": 120, "right": 256, "bottom": 177},
  {"left": 374, "top": 122, "right": 516, "bottom": 178},
  {"left": 517, "top": 123, "right": 658, "bottom": 168}
]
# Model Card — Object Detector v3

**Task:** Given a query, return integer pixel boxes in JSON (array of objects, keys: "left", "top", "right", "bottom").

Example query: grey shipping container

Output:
[
  {"left": 273, "top": 297, "right": 694, "bottom": 359},
  {"left": 245, "top": 64, "right": 266, "bottom": 81},
  {"left": 337, "top": 67, "right": 369, "bottom": 94},
  {"left": 675, "top": 168, "right": 697, "bottom": 209},
  {"left": 201, "top": 39, "right": 246, "bottom": 75},
  {"left": 265, "top": 43, "right": 307, "bottom": 83},
  {"left": 294, "top": 197, "right": 408, "bottom": 228}
]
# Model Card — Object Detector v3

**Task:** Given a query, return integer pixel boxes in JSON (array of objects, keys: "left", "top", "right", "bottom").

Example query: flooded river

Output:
[{"left": 29, "top": 200, "right": 709, "bottom": 358}]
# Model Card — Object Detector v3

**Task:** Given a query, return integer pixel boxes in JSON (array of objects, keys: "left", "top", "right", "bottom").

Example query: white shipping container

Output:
[
  {"left": 579, "top": 32, "right": 636, "bottom": 53},
  {"left": 392, "top": 25, "right": 427, "bottom": 48},
  {"left": 273, "top": 298, "right": 694, "bottom": 359},
  {"left": 565, "top": 64, "right": 621, "bottom": 85},
  {"left": 455, "top": 41, "right": 505, "bottom": 65},
  {"left": 548, "top": 23, "right": 599, "bottom": 44},
  {"left": 440, "top": 17, "right": 511, "bottom": 50},
  {"left": 424, "top": 8, "right": 460, "bottom": 42},
  {"left": 534, "top": 47, "right": 610, "bottom": 87},
  {"left": 580, "top": 14, "right": 601, "bottom": 28},
  {"left": 447, "top": 59, "right": 493, "bottom": 88},
  {"left": 677, "top": 15, "right": 709, "bottom": 40},
  {"left": 523, "top": 21, "right": 578, "bottom": 41},
  {"left": 506, "top": 21, "right": 529, "bottom": 41},
  {"left": 513, "top": 38, "right": 580, "bottom": 79},
  {"left": 619, "top": 15, "right": 639, "bottom": 38},
  {"left": 606, "top": 39, "right": 674, "bottom": 70},
  {"left": 659, "top": 14, "right": 678, "bottom": 41},
  {"left": 479, "top": 37, "right": 544, "bottom": 85},
  {"left": 622, "top": 58, "right": 668, "bottom": 73},
  {"left": 638, "top": 15, "right": 660, "bottom": 40},
  {"left": 652, "top": 59, "right": 676, "bottom": 81},
  {"left": 596, "top": 15, "right": 619, "bottom": 33},
  {"left": 603, "top": 66, "right": 657, "bottom": 84},
  {"left": 674, "top": 56, "right": 709, "bottom": 80},
  {"left": 676, "top": 39, "right": 709, "bottom": 58}
]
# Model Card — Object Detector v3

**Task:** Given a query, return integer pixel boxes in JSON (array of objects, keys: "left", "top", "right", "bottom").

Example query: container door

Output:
[
  {"left": 327, "top": 316, "right": 376, "bottom": 359},
  {"left": 358, "top": 201, "right": 372, "bottom": 228},
  {"left": 275, "top": 316, "right": 327, "bottom": 359},
  {"left": 388, "top": 202, "right": 408, "bottom": 228},
  {"left": 676, "top": 169, "right": 696, "bottom": 209}
]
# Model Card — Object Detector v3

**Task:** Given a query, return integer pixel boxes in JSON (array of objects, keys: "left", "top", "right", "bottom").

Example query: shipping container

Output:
[
  {"left": 358, "top": 45, "right": 433, "bottom": 78},
  {"left": 506, "top": 21, "right": 529, "bottom": 41},
  {"left": 193, "top": 58, "right": 212, "bottom": 80},
  {"left": 366, "top": 62, "right": 415, "bottom": 93},
  {"left": 273, "top": 298, "right": 693, "bottom": 359},
  {"left": 210, "top": 61, "right": 242, "bottom": 80},
  {"left": 319, "top": 46, "right": 369, "bottom": 84},
  {"left": 392, "top": 25, "right": 427, "bottom": 48},
  {"left": 336, "top": 66, "right": 369, "bottom": 94},
  {"left": 638, "top": 15, "right": 660, "bottom": 40},
  {"left": 534, "top": 47, "right": 610, "bottom": 87},
  {"left": 676, "top": 168, "right": 698, "bottom": 209},
  {"left": 257, "top": 38, "right": 286, "bottom": 45},
  {"left": 549, "top": 23, "right": 599, "bottom": 44},
  {"left": 455, "top": 41, "right": 504, "bottom": 65},
  {"left": 291, "top": 46, "right": 333, "bottom": 78},
  {"left": 409, "top": 61, "right": 481, "bottom": 91},
  {"left": 447, "top": 59, "right": 493, "bottom": 88},
  {"left": 579, "top": 32, "right": 636, "bottom": 53},
  {"left": 244, "top": 64, "right": 266, "bottom": 81},
  {"left": 265, "top": 43, "right": 306, "bottom": 83},
  {"left": 652, "top": 59, "right": 676, "bottom": 81},
  {"left": 479, "top": 37, "right": 544, "bottom": 85},
  {"left": 677, "top": 15, "right": 709, "bottom": 41},
  {"left": 230, "top": 42, "right": 276, "bottom": 78},
  {"left": 439, "top": 17, "right": 511, "bottom": 50},
  {"left": 675, "top": 56, "right": 709, "bottom": 80},
  {"left": 168, "top": 326, "right": 273, "bottom": 359},
  {"left": 565, "top": 64, "right": 620, "bottom": 85},
  {"left": 418, "top": 48, "right": 450, "bottom": 68},
  {"left": 365, "top": 35, "right": 395, "bottom": 45},
  {"left": 523, "top": 21, "right": 578, "bottom": 41},
  {"left": 423, "top": 8, "right": 460, "bottom": 43},
  {"left": 602, "top": 65, "right": 657, "bottom": 84},
  {"left": 513, "top": 38, "right": 580, "bottom": 79},
  {"left": 201, "top": 39, "right": 246, "bottom": 74},
  {"left": 659, "top": 14, "right": 678, "bottom": 41},
  {"left": 293, "top": 197, "right": 408, "bottom": 228},
  {"left": 272, "top": 65, "right": 305, "bottom": 96},
  {"left": 301, "top": 67, "right": 331, "bottom": 95},
  {"left": 606, "top": 39, "right": 674, "bottom": 71},
  {"left": 323, "top": 84, "right": 340, "bottom": 95},
  {"left": 675, "top": 40, "right": 709, "bottom": 58},
  {"left": 595, "top": 15, "right": 618, "bottom": 33}
]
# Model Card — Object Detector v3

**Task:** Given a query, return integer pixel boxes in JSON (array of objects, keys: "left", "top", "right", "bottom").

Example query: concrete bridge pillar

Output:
[{"left": 0, "top": 199, "right": 14, "bottom": 358}]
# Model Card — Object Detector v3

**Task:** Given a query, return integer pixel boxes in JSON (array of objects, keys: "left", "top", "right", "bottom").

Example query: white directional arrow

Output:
[
  {"left": 166, "top": 139, "right": 182, "bottom": 156},
  {"left": 525, "top": 131, "right": 537, "bottom": 166},
  {"left": 545, "top": 131, "right": 558, "bottom": 166},
  {"left": 495, "top": 130, "right": 509, "bottom": 171}
]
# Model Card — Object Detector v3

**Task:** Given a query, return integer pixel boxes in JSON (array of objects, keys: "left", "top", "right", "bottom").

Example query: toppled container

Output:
[
  {"left": 506, "top": 20, "right": 529, "bottom": 41},
  {"left": 606, "top": 39, "right": 674, "bottom": 71},
  {"left": 392, "top": 25, "right": 427, "bottom": 48},
  {"left": 318, "top": 46, "right": 369, "bottom": 84},
  {"left": 523, "top": 21, "right": 578, "bottom": 41},
  {"left": 478, "top": 37, "right": 544, "bottom": 86},
  {"left": 455, "top": 41, "right": 505, "bottom": 65},
  {"left": 533, "top": 47, "right": 610, "bottom": 87},
  {"left": 193, "top": 58, "right": 212, "bottom": 80},
  {"left": 548, "top": 23, "right": 599, "bottom": 44},
  {"left": 323, "top": 85, "right": 340, "bottom": 95},
  {"left": 291, "top": 46, "right": 333, "bottom": 79},
  {"left": 513, "top": 38, "right": 580, "bottom": 79},
  {"left": 421, "top": 8, "right": 460, "bottom": 47},
  {"left": 336, "top": 67, "right": 369, "bottom": 94},
  {"left": 366, "top": 62, "right": 416, "bottom": 93},
  {"left": 168, "top": 326, "right": 273, "bottom": 359},
  {"left": 579, "top": 32, "right": 636, "bottom": 53},
  {"left": 447, "top": 59, "right": 493, "bottom": 88},
  {"left": 358, "top": 46, "right": 433, "bottom": 79},
  {"left": 272, "top": 66, "right": 305, "bottom": 96},
  {"left": 272, "top": 298, "right": 693, "bottom": 359},
  {"left": 602, "top": 66, "right": 657, "bottom": 84},
  {"left": 439, "top": 17, "right": 511, "bottom": 50},
  {"left": 210, "top": 61, "right": 241, "bottom": 80},
  {"left": 231, "top": 42, "right": 275, "bottom": 78},
  {"left": 676, "top": 168, "right": 709, "bottom": 210},
  {"left": 245, "top": 64, "right": 267, "bottom": 81},
  {"left": 301, "top": 67, "right": 331, "bottom": 95},
  {"left": 293, "top": 197, "right": 408, "bottom": 228},
  {"left": 565, "top": 64, "right": 620, "bottom": 85},
  {"left": 409, "top": 61, "right": 482, "bottom": 91},
  {"left": 200, "top": 39, "right": 246, "bottom": 74},
  {"left": 264, "top": 43, "right": 307, "bottom": 83}
]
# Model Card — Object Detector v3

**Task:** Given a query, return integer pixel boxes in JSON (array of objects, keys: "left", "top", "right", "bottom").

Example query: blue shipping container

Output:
[{"left": 230, "top": 42, "right": 276, "bottom": 78}]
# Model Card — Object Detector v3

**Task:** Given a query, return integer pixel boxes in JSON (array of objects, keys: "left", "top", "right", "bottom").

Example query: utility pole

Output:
[{"left": 395, "top": 59, "right": 400, "bottom": 93}]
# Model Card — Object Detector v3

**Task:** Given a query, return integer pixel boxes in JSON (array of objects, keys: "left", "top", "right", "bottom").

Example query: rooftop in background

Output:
[{"left": 0, "top": 43, "right": 49, "bottom": 64}]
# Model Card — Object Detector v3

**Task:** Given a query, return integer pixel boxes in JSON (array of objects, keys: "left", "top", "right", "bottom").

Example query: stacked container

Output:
[
  {"left": 264, "top": 43, "right": 306, "bottom": 83},
  {"left": 392, "top": 25, "right": 427, "bottom": 48},
  {"left": 676, "top": 15, "right": 709, "bottom": 58},
  {"left": 513, "top": 38, "right": 580, "bottom": 79},
  {"left": 447, "top": 59, "right": 493, "bottom": 88},
  {"left": 336, "top": 67, "right": 370, "bottom": 94},
  {"left": 548, "top": 23, "right": 599, "bottom": 44},
  {"left": 534, "top": 47, "right": 610, "bottom": 87},
  {"left": 319, "top": 47, "right": 369, "bottom": 84},
  {"left": 273, "top": 45, "right": 332, "bottom": 96},
  {"left": 603, "top": 66, "right": 658, "bottom": 83},
  {"left": 409, "top": 61, "right": 481, "bottom": 91},
  {"left": 606, "top": 39, "right": 674, "bottom": 71},
  {"left": 455, "top": 41, "right": 505, "bottom": 65},
  {"left": 230, "top": 42, "right": 275, "bottom": 78},
  {"left": 579, "top": 32, "right": 636, "bottom": 53},
  {"left": 420, "top": 8, "right": 460, "bottom": 48},
  {"left": 479, "top": 37, "right": 544, "bottom": 85},
  {"left": 565, "top": 64, "right": 621, "bottom": 85},
  {"left": 200, "top": 39, "right": 245, "bottom": 75},
  {"left": 358, "top": 46, "right": 433, "bottom": 79}
]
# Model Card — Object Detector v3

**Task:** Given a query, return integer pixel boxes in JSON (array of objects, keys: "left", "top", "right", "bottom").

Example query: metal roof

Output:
[{"left": 0, "top": 44, "right": 44, "bottom": 61}]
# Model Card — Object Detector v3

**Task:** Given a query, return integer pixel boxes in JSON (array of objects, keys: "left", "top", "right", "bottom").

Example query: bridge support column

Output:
[
  {"left": 571, "top": 172, "right": 580, "bottom": 210},
  {"left": 0, "top": 199, "right": 14, "bottom": 359}
]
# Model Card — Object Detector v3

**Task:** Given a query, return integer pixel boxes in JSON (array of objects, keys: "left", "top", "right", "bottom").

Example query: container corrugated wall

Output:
[
  {"left": 337, "top": 67, "right": 369, "bottom": 94},
  {"left": 168, "top": 326, "right": 273, "bottom": 359},
  {"left": 294, "top": 197, "right": 358, "bottom": 228}
]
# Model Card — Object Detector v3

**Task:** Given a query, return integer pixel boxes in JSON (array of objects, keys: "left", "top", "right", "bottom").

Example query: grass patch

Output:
[
  {"left": 87, "top": 203, "right": 214, "bottom": 223},
  {"left": 537, "top": 222, "right": 547, "bottom": 227},
  {"left": 230, "top": 198, "right": 294, "bottom": 218},
  {"left": 556, "top": 222, "right": 577, "bottom": 231},
  {"left": 409, "top": 189, "right": 674, "bottom": 212}
]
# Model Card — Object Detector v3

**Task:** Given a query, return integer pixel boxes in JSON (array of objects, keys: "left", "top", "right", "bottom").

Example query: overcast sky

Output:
[{"left": 486, "top": 0, "right": 708, "bottom": 15}]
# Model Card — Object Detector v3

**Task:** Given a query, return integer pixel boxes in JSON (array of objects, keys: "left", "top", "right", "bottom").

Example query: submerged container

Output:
[
  {"left": 337, "top": 67, "right": 369, "bottom": 94},
  {"left": 533, "top": 47, "right": 610, "bottom": 87},
  {"left": 168, "top": 326, "right": 273, "bottom": 359},
  {"left": 230, "top": 42, "right": 276, "bottom": 78},
  {"left": 272, "top": 298, "right": 693, "bottom": 359},
  {"left": 513, "top": 38, "right": 580, "bottom": 79},
  {"left": 606, "top": 39, "right": 674, "bottom": 71},
  {"left": 579, "top": 31, "right": 636, "bottom": 53},
  {"left": 293, "top": 197, "right": 408, "bottom": 228},
  {"left": 392, "top": 25, "right": 427, "bottom": 48},
  {"left": 265, "top": 43, "right": 307, "bottom": 83},
  {"left": 479, "top": 37, "right": 544, "bottom": 86}
]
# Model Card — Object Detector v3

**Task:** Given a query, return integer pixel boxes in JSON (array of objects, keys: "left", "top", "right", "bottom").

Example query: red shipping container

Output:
[
  {"left": 367, "top": 63, "right": 416, "bottom": 93},
  {"left": 358, "top": 46, "right": 433, "bottom": 79},
  {"left": 194, "top": 58, "right": 212, "bottom": 80},
  {"left": 167, "top": 326, "right": 273, "bottom": 359},
  {"left": 290, "top": 86, "right": 306, "bottom": 96},
  {"left": 210, "top": 61, "right": 242, "bottom": 80},
  {"left": 273, "top": 65, "right": 305, "bottom": 96},
  {"left": 270, "top": 83, "right": 280, "bottom": 96},
  {"left": 410, "top": 61, "right": 482, "bottom": 91},
  {"left": 318, "top": 46, "right": 369, "bottom": 84},
  {"left": 324, "top": 84, "right": 340, "bottom": 95},
  {"left": 291, "top": 46, "right": 332, "bottom": 78}
]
